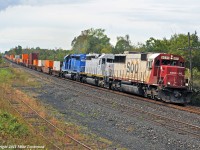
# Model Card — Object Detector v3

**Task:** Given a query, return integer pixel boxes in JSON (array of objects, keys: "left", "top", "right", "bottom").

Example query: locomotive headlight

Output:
[
  {"left": 167, "top": 82, "right": 171, "bottom": 85},
  {"left": 185, "top": 83, "right": 188, "bottom": 86}
]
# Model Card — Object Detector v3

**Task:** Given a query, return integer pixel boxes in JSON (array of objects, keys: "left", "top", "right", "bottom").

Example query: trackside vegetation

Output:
[{"left": 0, "top": 67, "right": 49, "bottom": 146}]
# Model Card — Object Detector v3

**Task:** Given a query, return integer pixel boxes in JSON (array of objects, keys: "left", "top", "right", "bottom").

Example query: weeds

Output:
[{"left": 0, "top": 111, "right": 29, "bottom": 138}]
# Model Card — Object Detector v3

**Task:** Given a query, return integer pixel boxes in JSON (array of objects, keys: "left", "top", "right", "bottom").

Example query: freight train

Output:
[{"left": 5, "top": 52, "right": 192, "bottom": 104}]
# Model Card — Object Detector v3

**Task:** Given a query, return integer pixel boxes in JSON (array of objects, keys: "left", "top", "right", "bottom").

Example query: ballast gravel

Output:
[{"left": 16, "top": 69, "right": 200, "bottom": 150}]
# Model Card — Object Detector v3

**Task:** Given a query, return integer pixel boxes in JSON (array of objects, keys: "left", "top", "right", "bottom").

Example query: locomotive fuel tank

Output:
[
  {"left": 121, "top": 84, "right": 144, "bottom": 96},
  {"left": 86, "top": 78, "right": 97, "bottom": 85},
  {"left": 65, "top": 74, "right": 72, "bottom": 79}
]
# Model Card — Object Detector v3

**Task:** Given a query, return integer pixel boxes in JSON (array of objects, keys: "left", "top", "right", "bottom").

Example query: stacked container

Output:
[
  {"left": 10, "top": 55, "right": 14, "bottom": 60},
  {"left": 29, "top": 53, "right": 39, "bottom": 66},
  {"left": 42, "top": 60, "right": 54, "bottom": 74},
  {"left": 22, "top": 54, "right": 29, "bottom": 66},
  {"left": 45, "top": 60, "right": 54, "bottom": 68},
  {"left": 38, "top": 60, "right": 45, "bottom": 67},
  {"left": 37, "top": 60, "right": 45, "bottom": 71},
  {"left": 33, "top": 59, "right": 38, "bottom": 66},
  {"left": 15, "top": 55, "right": 20, "bottom": 64},
  {"left": 52, "top": 61, "right": 61, "bottom": 76}
]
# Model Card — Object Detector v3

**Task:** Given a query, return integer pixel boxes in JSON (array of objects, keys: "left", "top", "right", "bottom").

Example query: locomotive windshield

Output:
[{"left": 161, "top": 60, "right": 184, "bottom": 67}]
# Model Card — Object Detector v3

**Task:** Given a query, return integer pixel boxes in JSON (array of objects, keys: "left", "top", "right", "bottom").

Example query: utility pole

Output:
[
  {"left": 178, "top": 32, "right": 200, "bottom": 91},
  {"left": 188, "top": 32, "right": 193, "bottom": 90}
]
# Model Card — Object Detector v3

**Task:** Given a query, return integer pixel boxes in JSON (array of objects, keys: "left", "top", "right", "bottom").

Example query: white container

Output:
[
  {"left": 15, "top": 55, "right": 20, "bottom": 59},
  {"left": 53, "top": 61, "right": 60, "bottom": 71},
  {"left": 38, "top": 60, "right": 45, "bottom": 67}
]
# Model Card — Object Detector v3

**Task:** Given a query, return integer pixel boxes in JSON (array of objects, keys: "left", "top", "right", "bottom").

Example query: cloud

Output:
[
  {"left": 0, "top": 0, "right": 20, "bottom": 10},
  {"left": 0, "top": 0, "right": 91, "bottom": 11},
  {"left": 0, "top": 0, "right": 200, "bottom": 52}
]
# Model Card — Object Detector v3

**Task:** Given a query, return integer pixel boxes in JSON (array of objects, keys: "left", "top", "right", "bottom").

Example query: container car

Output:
[
  {"left": 42, "top": 60, "right": 54, "bottom": 74},
  {"left": 36, "top": 60, "right": 45, "bottom": 71},
  {"left": 52, "top": 61, "right": 62, "bottom": 76},
  {"left": 22, "top": 54, "right": 28, "bottom": 60},
  {"left": 32, "top": 59, "right": 38, "bottom": 70},
  {"left": 28, "top": 53, "right": 39, "bottom": 68}
]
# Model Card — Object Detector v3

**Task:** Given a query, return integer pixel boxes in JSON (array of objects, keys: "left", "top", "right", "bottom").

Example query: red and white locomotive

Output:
[
  {"left": 83, "top": 52, "right": 192, "bottom": 104},
  {"left": 108, "top": 52, "right": 191, "bottom": 104}
]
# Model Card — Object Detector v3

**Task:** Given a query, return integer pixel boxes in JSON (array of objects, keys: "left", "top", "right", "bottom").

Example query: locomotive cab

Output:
[{"left": 149, "top": 54, "right": 192, "bottom": 104}]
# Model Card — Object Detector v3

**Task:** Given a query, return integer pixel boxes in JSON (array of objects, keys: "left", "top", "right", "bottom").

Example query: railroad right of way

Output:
[{"left": 11, "top": 62, "right": 200, "bottom": 150}]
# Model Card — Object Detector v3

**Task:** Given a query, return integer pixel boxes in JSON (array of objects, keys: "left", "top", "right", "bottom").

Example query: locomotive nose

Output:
[{"left": 174, "top": 90, "right": 182, "bottom": 98}]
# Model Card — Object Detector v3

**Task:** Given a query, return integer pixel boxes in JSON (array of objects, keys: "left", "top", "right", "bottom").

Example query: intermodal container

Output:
[
  {"left": 38, "top": 60, "right": 45, "bottom": 67},
  {"left": 10, "top": 55, "right": 14, "bottom": 59},
  {"left": 15, "top": 55, "right": 20, "bottom": 59},
  {"left": 45, "top": 60, "right": 54, "bottom": 68},
  {"left": 23, "top": 59, "right": 29, "bottom": 64},
  {"left": 29, "top": 53, "right": 39, "bottom": 65},
  {"left": 22, "top": 54, "right": 29, "bottom": 60},
  {"left": 33, "top": 59, "right": 38, "bottom": 66},
  {"left": 53, "top": 61, "right": 61, "bottom": 71},
  {"left": 16, "top": 58, "right": 20, "bottom": 64}
]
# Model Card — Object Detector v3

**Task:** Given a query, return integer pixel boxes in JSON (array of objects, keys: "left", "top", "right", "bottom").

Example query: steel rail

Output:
[{"left": 6, "top": 95, "right": 62, "bottom": 150}]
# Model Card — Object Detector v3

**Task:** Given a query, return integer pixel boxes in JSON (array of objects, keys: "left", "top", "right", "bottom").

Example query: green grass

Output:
[
  {"left": 0, "top": 111, "right": 29, "bottom": 138},
  {"left": 0, "top": 68, "right": 13, "bottom": 83}
]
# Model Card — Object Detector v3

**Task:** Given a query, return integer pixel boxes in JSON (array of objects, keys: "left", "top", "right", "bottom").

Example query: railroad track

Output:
[
  {"left": 1, "top": 64, "right": 93, "bottom": 150},
  {"left": 11, "top": 63, "right": 200, "bottom": 138},
  {"left": 5, "top": 90, "right": 93, "bottom": 150}
]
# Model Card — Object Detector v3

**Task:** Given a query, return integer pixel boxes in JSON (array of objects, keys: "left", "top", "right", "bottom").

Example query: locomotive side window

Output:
[
  {"left": 180, "top": 62, "right": 184, "bottom": 67},
  {"left": 107, "top": 58, "right": 113, "bottom": 63},
  {"left": 155, "top": 59, "right": 160, "bottom": 66},
  {"left": 102, "top": 58, "right": 105, "bottom": 64},
  {"left": 86, "top": 56, "right": 95, "bottom": 60},
  {"left": 72, "top": 56, "right": 80, "bottom": 60},
  {"left": 147, "top": 60, "right": 153, "bottom": 69},
  {"left": 114, "top": 56, "right": 126, "bottom": 63},
  {"left": 141, "top": 54, "right": 147, "bottom": 61}
]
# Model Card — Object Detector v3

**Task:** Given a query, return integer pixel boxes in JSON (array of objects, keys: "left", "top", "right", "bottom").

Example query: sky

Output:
[{"left": 0, "top": 0, "right": 199, "bottom": 53}]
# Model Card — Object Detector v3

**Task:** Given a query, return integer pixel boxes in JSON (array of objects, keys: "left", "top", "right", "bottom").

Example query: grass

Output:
[
  {"left": 0, "top": 111, "right": 29, "bottom": 138},
  {"left": 0, "top": 67, "right": 51, "bottom": 148}
]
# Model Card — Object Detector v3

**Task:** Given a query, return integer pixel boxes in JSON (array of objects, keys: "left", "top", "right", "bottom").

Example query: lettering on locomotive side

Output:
[
  {"left": 161, "top": 56, "right": 170, "bottom": 60},
  {"left": 126, "top": 61, "right": 138, "bottom": 73},
  {"left": 170, "top": 72, "right": 183, "bottom": 75}
]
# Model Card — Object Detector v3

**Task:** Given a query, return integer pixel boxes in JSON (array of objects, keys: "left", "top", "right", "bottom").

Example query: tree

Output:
[
  {"left": 71, "top": 28, "right": 112, "bottom": 53},
  {"left": 113, "top": 35, "right": 132, "bottom": 54},
  {"left": 143, "top": 37, "right": 169, "bottom": 53}
]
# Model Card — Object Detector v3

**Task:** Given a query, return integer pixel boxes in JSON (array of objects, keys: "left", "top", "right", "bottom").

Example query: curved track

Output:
[
  {"left": 10, "top": 62, "right": 200, "bottom": 139},
  {"left": 5, "top": 89, "right": 93, "bottom": 150},
  {"left": 4, "top": 60, "right": 93, "bottom": 150}
]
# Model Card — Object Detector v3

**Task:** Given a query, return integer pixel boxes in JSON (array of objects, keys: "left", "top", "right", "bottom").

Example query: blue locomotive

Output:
[{"left": 61, "top": 54, "right": 86, "bottom": 80}]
